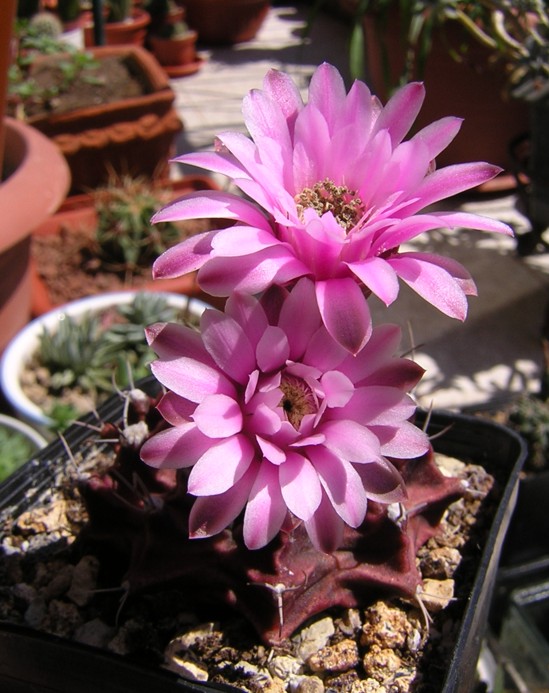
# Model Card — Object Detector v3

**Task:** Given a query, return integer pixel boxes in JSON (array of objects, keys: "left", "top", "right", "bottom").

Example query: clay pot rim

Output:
[{"left": 0, "top": 118, "right": 71, "bottom": 253}]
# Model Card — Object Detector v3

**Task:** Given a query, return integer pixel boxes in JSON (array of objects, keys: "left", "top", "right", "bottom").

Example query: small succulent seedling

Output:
[{"left": 94, "top": 177, "right": 182, "bottom": 276}]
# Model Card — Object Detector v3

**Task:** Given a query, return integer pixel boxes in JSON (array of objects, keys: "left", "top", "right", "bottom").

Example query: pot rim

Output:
[
  {"left": 0, "top": 413, "right": 48, "bottom": 451},
  {"left": 0, "top": 290, "right": 211, "bottom": 429},
  {"left": 0, "top": 118, "right": 71, "bottom": 250}
]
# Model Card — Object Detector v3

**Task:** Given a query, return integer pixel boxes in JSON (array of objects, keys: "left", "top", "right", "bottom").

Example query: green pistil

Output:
[
  {"left": 295, "top": 178, "right": 365, "bottom": 232},
  {"left": 279, "top": 375, "right": 317, "bottom": 430}
]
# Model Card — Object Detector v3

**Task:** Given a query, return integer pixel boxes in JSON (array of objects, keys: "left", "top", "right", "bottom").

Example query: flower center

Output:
[
  {"left": 279, "top": 374, "right": 317, "bottom": 430},
  {"left": 295, "top": 178, "right": 365, "bottom": 232}
]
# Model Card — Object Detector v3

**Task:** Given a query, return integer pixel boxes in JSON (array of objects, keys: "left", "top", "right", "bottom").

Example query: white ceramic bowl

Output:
[{"left": 0, "top": 291, "right": 211, "bottom": 429}]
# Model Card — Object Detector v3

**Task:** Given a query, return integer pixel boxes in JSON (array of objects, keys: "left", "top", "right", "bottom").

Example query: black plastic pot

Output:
[
  {"left": 497, "top": 579, "right": 549, "bottom": 690},
  {"left": 0, "top": 396, "right": 526, "bottom": 693},
  {"left": 490, "top": 469, "right": 549, "bottom": 634}
]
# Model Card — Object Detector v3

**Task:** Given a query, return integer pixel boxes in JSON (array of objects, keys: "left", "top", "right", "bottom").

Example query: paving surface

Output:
[{"left": 168, "top": 3, "right": 549, "bottom": 411}]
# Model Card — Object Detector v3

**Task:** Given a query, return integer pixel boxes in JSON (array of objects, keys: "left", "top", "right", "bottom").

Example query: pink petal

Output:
[
  {"left": 375, "top": 421, "right": 430, "bottom": 458},
  {"left": 256, "top": 326, "right": 290, "bottom": 372},
  {"left": 243, "top": 87, "right": 293, "bottom": 154},
  {"left": 389, "top": 252, "right": 475, "bottom": 320},
  {"left": 198, "top": 246, "right": 309, "bottom": 297},
  {"left": 308, "top": 447, "right": 368, "bottom": 527},
  {"left": 339, "top": 323, "right": 402, "bottom": 383},
  {"left": 432, "top": 211, "right": 514, "bottom": 236},
  {"left": 347, "top": 256, "right": 400, "bottom": 305},
  {"left": 320, "top": 419, "right": 381, "bottom": 462},
  {"left": 361, "top": 360, "right": 425, "bottom": 391},
  {"left": 140, "top": 423, "right": 211, "bottom": 469},
  {"left": 410, "top": 162, "right": 503, "bottom": 211},
  {"left": 146, "top": 322, "right": 211, "bottom": 362},
  {"left": 373, "top": 82, "right": 425, "bottom": 146},
  {"left": 279, "top": 452, "right": 322, "bottom": 521},
  {"left": 278, "top": 277, "right": 322, "bottom": 360},
  {"left": 152, "top": 231, "right": 217, "bottom": 279},
  {"left": 225, "top": 292, "right": 269, "bottom": 349},
  {"left": 303, "top": 327, "right": 348, "bottom": 372},
  {"left": 248, "top": 401, "right": 283, "bottom": 437},
  {"left": 315, "top": 278, "right": 372, "bottom": 354},
  {"left": 211, "top": 226, "right": 279, "bottom": 256},
  {"left": 243, "top": 461, "right": 287, "bottom": 549},
  {"left": 201, "top": 309, "right": 256, "bottom": 384},
  {"left": 320, "top": 371, "right": 354, "bottom": 408},
  {"left": 304, "top": 491, "right": 344, "bottom": 553},
  {"left": 308, "top": 63, "right": 346, "bottom": 131},
  {"left": 193, "top": 394, "right": 243, "bottom": 438},
  {"left": 263, "top": 68, "right": 303, "bottom": 123},
  {"left": 343, "top": 387, "right": 416, "bottom": 425},
  {"left": 293, "top": 103, "right": 331, "bottom": 187},
  {"left": 174, "top": 150, "right": 251, "bottom": 181},
  {"left": 355, "top": 458, "right": 407, "bottom": 503},
  {"left": 189, "top": 462, "right": 258, "bottom": 539},
  {"left": 188, "top": 434, "right": 255, "bottom": 496},
  {"left": 411, "top": 116, "right": 463, "bottom": 160},
  {"left": 256, "top": 435, "right": 286, "bottom": 465},
  {"left": 150, "top": 358, "right": 235, "bottom": 402},
  {"left": 156, "top": 391, "right": 196, "bottom": 425},
  {"left": 152, "top": 190, "right": 269, "bottom": 229}
]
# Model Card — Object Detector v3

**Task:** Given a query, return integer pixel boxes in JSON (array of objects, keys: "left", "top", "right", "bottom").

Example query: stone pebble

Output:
[{"left": 308, "top": 638, "right": 359, "bottom": 673}]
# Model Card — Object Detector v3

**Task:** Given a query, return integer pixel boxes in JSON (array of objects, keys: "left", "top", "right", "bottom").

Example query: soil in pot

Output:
[
  {"left": 8, "top": 52, "right": 149, "bottom": 122},
  {"left": 0, "top": 393, "right": 523, "bottom": 693}
]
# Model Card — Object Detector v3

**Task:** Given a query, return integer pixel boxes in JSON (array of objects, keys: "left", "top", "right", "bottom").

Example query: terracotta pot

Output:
[
  {"left": 24, "top": 45, "right": 182, "bottom": 194},
  {"left": 84, "top": 7, "right": 152, "bottom": 47},
  {"left": 148, "top": 30, "right": 203, "bottom": 78},
  {"left": 182, "top": 0, "right": 270, "bottom": 45},
  {"left": 362, "top": 11, "right": 529, "bottom": 170},
  {"left": 0, "top": 119, "right": 70, "bottom": 354},
  {"left": 30, "top": 175, "right": 225, "bottom": 316}
]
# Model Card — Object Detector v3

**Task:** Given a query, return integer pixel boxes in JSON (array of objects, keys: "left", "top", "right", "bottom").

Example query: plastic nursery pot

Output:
[
  {"left": 0, "top": 404, "right": 526, "bottom": 693},
  {"left": 0, "top": 291, "right": 212, "bottom": 431},
  {"left": 489, "top": 468, "right": 549, "bottom": 633},
  {"left": 497, "top": 580, "right": 549, "bottom": 690}
]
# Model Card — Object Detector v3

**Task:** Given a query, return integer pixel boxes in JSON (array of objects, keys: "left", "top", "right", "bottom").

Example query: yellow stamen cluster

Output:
[{"left": 295, "top": 178, "right": 365, "bottom": 232}]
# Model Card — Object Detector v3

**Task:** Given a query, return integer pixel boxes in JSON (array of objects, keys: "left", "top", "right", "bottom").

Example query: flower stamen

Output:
[
  {"left": 279, "top": 375, "right": 317, "bottom": 429},
  {"left": 295, "top": 178, "right": 365, "bottom": 232}
]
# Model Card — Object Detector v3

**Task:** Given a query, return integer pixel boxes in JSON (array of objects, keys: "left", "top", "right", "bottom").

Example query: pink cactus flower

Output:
[
  {"left": 140, "top": 278, "right": 429, "bottom": 552},
  {"left": 152, "top": 63, "right": 512, "bottom": 354}
]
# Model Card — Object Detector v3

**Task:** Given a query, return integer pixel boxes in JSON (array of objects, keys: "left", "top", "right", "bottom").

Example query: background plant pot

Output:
[
  {"left": 0, "top": 292, "right": 212, "bottom": 431},
  {"left": 0, "top": 118, "right": 71, "bottom": 355},
  {"left": 24, "top": 45, "right": 182, "bottom": 194},
  {"left": 148, "top": 30, "right": 202, "bottom": 77},
  {"left": 489, "top": 468, "right": 549, "bottom": 634},
  {"left": 509, "top": 123, "right": 549, "bottom": 255},
  {"left": 0, "top": 405, "right": 526, "bottom": 691},
  {"left": 362, "top": 11, "right": 529, "bottom": 171},
  {"left": 181, "top": 0, "right": 270, "bottom": 45},
  {"left": 29, "top": 174, "right": 221, "bottom": 315},
  {"left": 497, "top": 579, "right": 549, "bottom": 690},
  {"left": 84, "top": 7, "right": 152, "bottom": 47}
]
